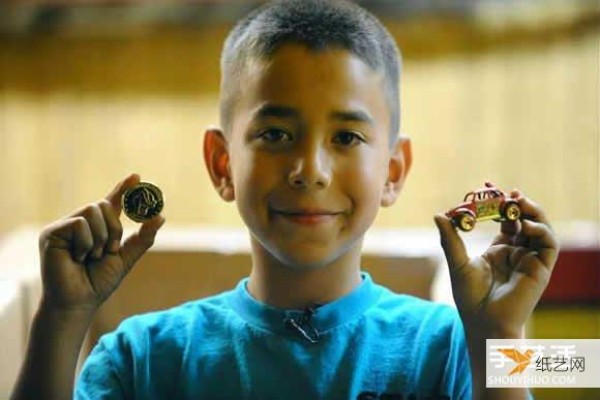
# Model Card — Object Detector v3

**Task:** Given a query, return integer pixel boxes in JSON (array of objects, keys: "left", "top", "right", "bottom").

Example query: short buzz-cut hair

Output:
[{"left": 219, "top": 0, "right": 402, "bottom": 145}]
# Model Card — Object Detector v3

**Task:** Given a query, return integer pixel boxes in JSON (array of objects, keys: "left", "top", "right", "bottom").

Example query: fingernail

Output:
[{"left": 126, "top": 173, "right": 140, "bottom": 185}]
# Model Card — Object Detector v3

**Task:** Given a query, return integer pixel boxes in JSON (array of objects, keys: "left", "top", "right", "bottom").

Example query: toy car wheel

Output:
[
  {"left": 503, "top": 203, "right": 521, "bottom": 221},
  {"left": 456, "top": 213, "right": 475, "bottom": 232}
]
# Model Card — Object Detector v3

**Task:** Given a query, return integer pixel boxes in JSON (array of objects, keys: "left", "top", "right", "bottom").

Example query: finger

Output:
[
  {"left": 481, "top": 244, "right": 531, "bottom": 283},
  {"left": 511, "top": 190, "right": 551, "bottom": 228},
  {"left": 120, "top": 214, "right": 166, "bottom": 274},
  {"left": 492, "top": 219, "right": 521, "bottom": 246},
  {"left": 509, "top": 188, "right": 521, "bottom": 199},
  {"left": 515, "top": 219, "right": 560, "bottom": 271},
  {"left": 78, "top": 204, "right": 109, "bottom": 261},
  {"left": 105, "top": 173, "right": 141, "bottom": 215},
  {"left": 43, "top": 216, "right": 94, "bottom": 263},
  {"left": 98, "top": 199, "right": 124, "bottom": 254},
  {"left": 507, "top": 268, "right": 550, "bottom": 318},
  {"left": 434, "top": 214, "right": 470, "bottom": 274},
  {"left": 509, "top": 246, "right": 532, "bottom": 269},
  {"left": 63, "top": 174, "right": 140, "bottom": 221},
  {"left": 484, "top": 245, "right": 534, "bottom": 276},
  {"left": 500, "top": 218, "right": 521, "bottom": 236}
]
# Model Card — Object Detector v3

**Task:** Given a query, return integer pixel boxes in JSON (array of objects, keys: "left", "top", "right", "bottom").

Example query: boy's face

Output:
[{"left": 205, "top": 44, "right": 410, "bottom": 270}]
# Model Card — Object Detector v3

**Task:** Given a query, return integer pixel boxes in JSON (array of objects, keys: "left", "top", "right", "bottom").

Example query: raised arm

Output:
[
  {"left": 435, "top": 189, "right": 558, "bottom": 399},
  {"left": 11, "top": 174, "right": 165, "bottom": 400}
]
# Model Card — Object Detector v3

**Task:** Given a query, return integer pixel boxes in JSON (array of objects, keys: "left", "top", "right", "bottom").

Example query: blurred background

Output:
[
  {"left": 0, "top": 0, "right": 598, "bottom": 233},
  {"left": 0, "top": 1, "right": 599, "bottom": 399}
]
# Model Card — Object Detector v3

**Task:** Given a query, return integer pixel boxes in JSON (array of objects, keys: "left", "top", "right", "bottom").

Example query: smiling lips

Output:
[{"left": 272, "top": 208, "right": 341, "bottom": 225}]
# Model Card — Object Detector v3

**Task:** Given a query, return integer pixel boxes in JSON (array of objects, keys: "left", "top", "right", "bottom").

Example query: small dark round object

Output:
[
  {"left": 503, "top": 202, "right": 521, "bottom": 221},
  {"left": 122, "top": 182, "right": 164, "bottom": 223},
  {"left": 457, "top": 213, "right": 476, "bottom": 232}
]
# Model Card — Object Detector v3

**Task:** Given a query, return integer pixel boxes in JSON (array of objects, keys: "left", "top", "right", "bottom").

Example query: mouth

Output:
[{"left": 271, "top": 208, "right": 342, "bottom": 225}]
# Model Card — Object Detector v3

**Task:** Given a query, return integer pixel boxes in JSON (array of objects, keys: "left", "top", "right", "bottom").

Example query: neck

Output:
[{"left": 246, "top": 236, "right": 364, "bottom": 310}]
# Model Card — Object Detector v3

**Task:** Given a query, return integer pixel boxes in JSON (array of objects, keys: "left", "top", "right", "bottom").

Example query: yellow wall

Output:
[
  {"left": 0, "top": 25, "right": 598, "bottom": 236},
  {"left": 0, "top": 22, "right": 598, "bottom": 400}
]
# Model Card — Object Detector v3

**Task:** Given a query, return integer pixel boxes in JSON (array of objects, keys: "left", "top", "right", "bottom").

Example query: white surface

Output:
[
  {"left": 0, "top": 226, "right": 40, "bottom": 281},
  {"left": 0, "top": 221, "right": 596, "bottom": 386},
  {"left": 0, "top": 280, "right": 24, "bottom": 398},
  {"left": 2, "top": 221, "right": 596, "bottom": 314}
]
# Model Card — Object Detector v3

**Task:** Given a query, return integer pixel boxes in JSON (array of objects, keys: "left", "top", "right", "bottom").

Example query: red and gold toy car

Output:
[{"left": 446, "top": 182, "right": 521, "bottom": 232}]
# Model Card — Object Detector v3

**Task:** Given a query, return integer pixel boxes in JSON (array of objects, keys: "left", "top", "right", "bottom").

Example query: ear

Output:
[
  {"left": 203, "top": 128, "right": 235, "bottom": 202},
  {"left": 381, "top": 134, "right": 412, "bottom": 208}
]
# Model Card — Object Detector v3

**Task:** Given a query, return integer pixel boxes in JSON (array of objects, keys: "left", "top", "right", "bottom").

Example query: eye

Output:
[
  {"left": 333, "top": 131, "right": 365, "bottom": 146},
  {"left": 258, "top": 128, "right": 292, "bottom": 143}
]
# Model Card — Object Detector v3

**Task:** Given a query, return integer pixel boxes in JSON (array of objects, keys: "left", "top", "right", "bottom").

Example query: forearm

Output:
[
  {"left": 10, "top": 301, "right": 95, "bottom": 400},
  {"left": 466, "top": 327, "right": 529, "bottom": 400}
]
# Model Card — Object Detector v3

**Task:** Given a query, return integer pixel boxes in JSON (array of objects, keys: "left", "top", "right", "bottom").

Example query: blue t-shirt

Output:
[{"left": 76, "top": 272, "right": 472, "bottom": 399}]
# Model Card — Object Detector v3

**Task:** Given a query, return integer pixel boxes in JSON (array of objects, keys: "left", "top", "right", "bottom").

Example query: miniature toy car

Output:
[{"left": 446, "top": 182, "right": 521, "bottom": 232}]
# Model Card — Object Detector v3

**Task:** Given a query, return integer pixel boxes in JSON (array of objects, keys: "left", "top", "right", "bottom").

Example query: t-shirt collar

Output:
[{"left": 227, "top": 271, "right": 382, "bottom": 336}]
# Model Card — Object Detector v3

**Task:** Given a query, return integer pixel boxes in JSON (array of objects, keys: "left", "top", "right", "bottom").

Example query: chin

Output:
[{"left": 269, "top": 243, "right": 345, "bottom": 272}]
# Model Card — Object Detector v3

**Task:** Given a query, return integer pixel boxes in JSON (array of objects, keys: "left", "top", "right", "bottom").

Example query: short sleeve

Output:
[
  {"left": 454, "top": 340, "right": 472, "bottom": 399},
  {"left": 75, "top": 341, "right": 127, "bottom": 400},
  {"left": 449, "top": 312, "right": 472, "bottom": 399}
]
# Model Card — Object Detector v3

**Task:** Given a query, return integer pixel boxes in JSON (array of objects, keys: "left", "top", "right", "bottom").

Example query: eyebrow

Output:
[
  {"left": 330, "top": 109, "right": 374, "bottom": 126},
  {"left": 255, "top": 104, "right": 300, "bottom": 120},
  {"left": 254, "top": 103, "right": 374, "bottom": 127}
]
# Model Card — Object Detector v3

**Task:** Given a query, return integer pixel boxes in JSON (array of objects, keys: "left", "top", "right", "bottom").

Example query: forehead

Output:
[{"left": 233, "top": 44, "right": 389, "bottom": 130}]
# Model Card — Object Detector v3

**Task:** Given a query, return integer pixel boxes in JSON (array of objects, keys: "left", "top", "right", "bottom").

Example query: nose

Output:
[{"left": 287, "top": 144, "right": 332, "bottom": 190}]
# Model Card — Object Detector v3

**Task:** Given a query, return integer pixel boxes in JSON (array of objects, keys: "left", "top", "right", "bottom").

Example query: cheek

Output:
[
  {"left": 338, "top": 151, "right": 387, "bottom": 211},
  {"left": 231, "top": 150, "right": 277, "bottom": 212}
]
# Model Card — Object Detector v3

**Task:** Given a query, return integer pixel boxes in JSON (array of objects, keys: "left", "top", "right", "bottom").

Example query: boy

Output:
[{"left": 11, "top": 1, "right": 558, "bottom": 399}]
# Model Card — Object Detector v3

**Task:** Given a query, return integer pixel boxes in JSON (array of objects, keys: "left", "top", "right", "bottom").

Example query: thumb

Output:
[
  {"left": 106, "top": 173, "right": 141, "bottom": 215},
  {"left": 120, "top": 215, "right": 166, "bottom": 273},
  {"left": 434, "top": 214, "right": 469, "bottom": 275}
]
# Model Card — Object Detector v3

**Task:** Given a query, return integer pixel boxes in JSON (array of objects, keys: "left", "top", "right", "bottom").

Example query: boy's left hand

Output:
[{"left": 434, "top": 190, "right": 559, "bottom": 338}]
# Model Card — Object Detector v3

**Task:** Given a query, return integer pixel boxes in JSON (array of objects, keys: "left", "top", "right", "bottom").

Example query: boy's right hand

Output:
[{"left": 38, "top": 173, "right": 166, "bottom": 314}]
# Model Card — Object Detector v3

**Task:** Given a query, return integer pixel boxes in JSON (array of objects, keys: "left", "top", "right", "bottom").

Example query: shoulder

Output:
[
  {"left": 78, "top": 291, "right": 239, "bottom": 397},
  {"left": 368, "top": 286, "right": 464, "bottom": 340},
  {"left": 100, "top": 288, "right": 238, "bottom": 350},
  {"left": 369, "top": 288, "right": 471, "bottom": 384},
  {"left": 374, "top": 286, "right": 460, "bottom": 322}
]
